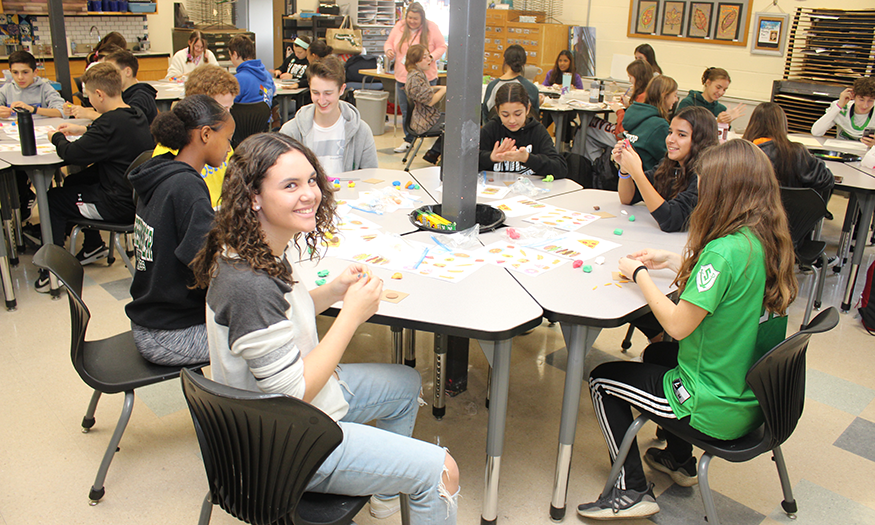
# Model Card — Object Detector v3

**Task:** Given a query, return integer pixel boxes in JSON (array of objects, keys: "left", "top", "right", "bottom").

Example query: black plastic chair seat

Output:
[
  {"left": 797, "top": 239, "right": 826, "bottom": 266},
  {"left": 649, "top": 414, "right": 770, "bottom": 463},
  {"left": 296, "top": 492, "right": 370, "bottom": 525},
  {"left": 80, "top": 332, "right": 194, "bottom": 394},
  {"left": 72, "top": 218, "right": 133, "bottom": 233}
]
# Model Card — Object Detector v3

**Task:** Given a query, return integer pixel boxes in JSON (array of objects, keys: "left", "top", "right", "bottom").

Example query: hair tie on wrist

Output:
[
  {"left": 632, "top": 266, "right": 648, "bottom": 283},
  {"left": 618, "top": 168, "right": 631, "bottom": 179}
]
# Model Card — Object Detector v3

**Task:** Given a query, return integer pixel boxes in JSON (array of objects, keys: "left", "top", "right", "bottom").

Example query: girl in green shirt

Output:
[{"left": 578, "top": 139, "right": 798, "bottom": 521}]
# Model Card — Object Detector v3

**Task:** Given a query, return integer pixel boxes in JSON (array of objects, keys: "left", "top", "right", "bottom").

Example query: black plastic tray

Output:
[
  {"left": 809, "top": 149, "right": 861, "bottom": 163},
  {"left": 409, "top": 204, "right": 505, "bottom": 233}
]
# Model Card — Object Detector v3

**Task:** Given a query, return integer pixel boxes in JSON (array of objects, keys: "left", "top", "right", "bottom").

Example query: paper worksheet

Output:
[{"left": 823, "top": 139, "right": 868, "bottom": 152}]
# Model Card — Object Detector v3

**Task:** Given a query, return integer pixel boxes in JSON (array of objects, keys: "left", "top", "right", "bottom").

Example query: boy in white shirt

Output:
[
  {"left": 279, "top": 56, "right": 378, "bottom": 175},
  {"left": 812, "top": 77, "right": 875, "bottom": 148}
]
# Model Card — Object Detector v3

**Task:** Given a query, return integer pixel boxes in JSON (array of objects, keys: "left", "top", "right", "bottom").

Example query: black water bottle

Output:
[{"left": 15, "top": 107, "right": 36, "bottom": 156}]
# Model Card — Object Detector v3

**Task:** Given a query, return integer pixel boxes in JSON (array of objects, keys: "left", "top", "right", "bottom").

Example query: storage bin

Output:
[
  {"left": 128, "top": 2, "right": 156, "bottom": 12},
  {"left": 353, "top": 89, "right": 388, "bottom": 136}
]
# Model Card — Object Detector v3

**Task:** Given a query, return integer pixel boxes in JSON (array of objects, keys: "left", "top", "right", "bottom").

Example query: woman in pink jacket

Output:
[{"left": 383, "top": 2, "right": 446, "bottom": 153}]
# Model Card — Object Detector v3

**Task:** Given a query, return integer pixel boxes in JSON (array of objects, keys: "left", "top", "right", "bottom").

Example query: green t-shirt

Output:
[
  {"left": 663, "top": 228, "right": 786, "bottom": 440},
  {"left": 677, "top": 90, "right": 727, "bottom": 119}
]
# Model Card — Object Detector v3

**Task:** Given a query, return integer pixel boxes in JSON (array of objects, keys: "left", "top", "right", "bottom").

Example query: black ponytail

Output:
[{"left": 150, "top": 94, "right": 229, "bottom": 151}]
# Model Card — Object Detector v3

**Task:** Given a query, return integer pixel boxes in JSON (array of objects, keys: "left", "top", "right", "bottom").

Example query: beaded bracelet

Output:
[
  {"left": 618, "top": 168, "right": 631, "bottom": 179},
  {"left": 632, "top": 266, "right": 648, "bottom": 283}
]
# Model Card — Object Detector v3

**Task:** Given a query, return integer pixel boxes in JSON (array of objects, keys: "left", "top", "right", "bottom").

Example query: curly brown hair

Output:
[
  {"left": 191, "top": 133, "right": 337, "bottom": 289},
  {"left": 853, "top": 77, "right": 875, "bottom": 99},
  {"left": 675, "top": 139, "right": 798, "bottom": 315},
  {"left": 185, "top": 65, "right": 240, "bottom": 98}
]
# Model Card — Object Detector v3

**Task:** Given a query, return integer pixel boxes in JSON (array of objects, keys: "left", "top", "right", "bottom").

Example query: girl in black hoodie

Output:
[
  {"left": 479, "top": 82, "right": 567, "bottom": 179},
  {"left": 125, "top": 95, "right": 236, "bottom": 366}
]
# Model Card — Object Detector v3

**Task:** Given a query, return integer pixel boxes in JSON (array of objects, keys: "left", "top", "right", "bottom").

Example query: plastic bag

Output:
[
  {"left": 510, "top": 176, "right": 550, "bottom": 197},
  {"left": 503, "top": 223, "right": 563, "bottom": 245},
  {"left": 430, "top": 223, "right": 482, "bottom": 251}
]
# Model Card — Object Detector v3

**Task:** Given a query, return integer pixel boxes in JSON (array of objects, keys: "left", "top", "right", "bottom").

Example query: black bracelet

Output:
[{"left": 632, "top": 266, "right": 648, "bottom": 283}]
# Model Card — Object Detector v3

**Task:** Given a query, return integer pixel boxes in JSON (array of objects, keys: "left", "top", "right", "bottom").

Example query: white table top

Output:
[
  {"left": 294, "top": 246, "right": 543, "bottom": 339},
  {"left": 332, "top": 168, "right": 438, "bottom": 234},
  {"left": 147, "top": 80, "right": 307, "bottom": 102},
  {"left": 480, "top": 189, "right": 687, "bottom": 326},
  {"left": 409, "top": 166, "right": 583, "bottom": 204},
  {"left": 0, "top": 117, "right": 90, "bottom": 166}
]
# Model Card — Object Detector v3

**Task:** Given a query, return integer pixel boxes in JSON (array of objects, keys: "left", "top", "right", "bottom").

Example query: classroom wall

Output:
[
  {"left": 562, "top": 0, "right": 874, "bottom": 102},
  {"left": 146, "top": 0, "right": 176, "bottom": 54}
]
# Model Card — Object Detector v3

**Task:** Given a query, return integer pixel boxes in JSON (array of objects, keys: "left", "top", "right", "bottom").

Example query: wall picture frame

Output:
[
  {"left": 635, "top": 0, "right": 659, "bottom": 34},
  {"left": 750, "top": 12, "right": 789, "bottom": 56},
  {"left": 714, "top": 3, "right": 743, "bottom": 41},
  {"left": 687, "top": 2, "right": 714, "bottom": 39},
  {"left": 661, "top": 2, "right": 686, "bottom": 37}
]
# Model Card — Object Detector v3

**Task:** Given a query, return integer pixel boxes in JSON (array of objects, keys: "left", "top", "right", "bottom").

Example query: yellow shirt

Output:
[{"left": 152, "top": 145, "right": 232, "bottom": 207}]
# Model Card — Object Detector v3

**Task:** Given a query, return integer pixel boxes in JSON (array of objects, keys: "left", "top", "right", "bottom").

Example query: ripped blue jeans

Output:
[{"left": 306, "top": 363, "right": 458, "bottom": 524}]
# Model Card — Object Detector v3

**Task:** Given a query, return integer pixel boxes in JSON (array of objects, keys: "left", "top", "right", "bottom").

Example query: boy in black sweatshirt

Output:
[
  {"left": 38, "top": 62, "right": 154, "bottom": 292},
  {"left": 64, "top": 50, "right": 158, "bottom": 124}
]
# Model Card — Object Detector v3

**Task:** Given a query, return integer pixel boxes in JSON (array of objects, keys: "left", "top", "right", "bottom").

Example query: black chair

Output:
[
  {"left": 68, "top": 150, "right": 153, "bottom": 276},
  {"left": 781, "top": 187, "right": 829, "bottom": 328},
  {"left": 401, "top": 101, "right": 443, "bottom": 172},
  {"left": 32, "top": 244, "right": 208, "bottom": 505},
  {"left": 597, "top": 307, "right": 839, "bottom": 525},
  {"left": 230, "top": 102, "right": 271, "bottom": 148},
  {"left": 180, "top": 369, "right": 411, "bottom": 525}
]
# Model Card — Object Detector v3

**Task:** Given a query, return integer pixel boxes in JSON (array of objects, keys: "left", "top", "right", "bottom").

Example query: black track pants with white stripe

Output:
[{"left": 588, "top": 350, "right": 710, "bottom": 492}]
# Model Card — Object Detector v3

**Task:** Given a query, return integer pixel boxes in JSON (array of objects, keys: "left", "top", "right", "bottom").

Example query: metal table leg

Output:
[
  {"left": 0, "top": 221, "right": 16, "bottom": 310},
  {"left": 550, "top": 323, "right": 601, "bottom": 521},
  {"left": 28, "top": 167, "right": 60, "bottom": 297},
  {"left": 833, "top": 193, "right": 857, "bottom": 273},
  {"left": 571, "top": 112, "right": 595, "bottom": 156},
  {"left": 481, "top": 338, "right": 512, "bottom": 525},
  {"left": 0, "top": 169, "right": 18, "bottom": 265},
  {"left": 841, "top": 192, "right": 875, "bottom": 311},
  {"left": 553, "top": 112, "right": 568, "bottom": 153}
]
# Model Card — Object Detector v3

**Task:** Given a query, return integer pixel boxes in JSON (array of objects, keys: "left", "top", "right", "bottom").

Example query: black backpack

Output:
[{"left": 860, "top": 261, "right": 875, "bottom": 334}]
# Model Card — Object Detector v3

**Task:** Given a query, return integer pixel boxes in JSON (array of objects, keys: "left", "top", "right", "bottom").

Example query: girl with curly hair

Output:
[{"left": 191, "top": 133, "right": 460, "bottom": 523}]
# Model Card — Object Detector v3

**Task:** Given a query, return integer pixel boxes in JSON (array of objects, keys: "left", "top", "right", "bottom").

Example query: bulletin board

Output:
[{"left": 627, "top": 0, "right": 752, "bottom": 47}]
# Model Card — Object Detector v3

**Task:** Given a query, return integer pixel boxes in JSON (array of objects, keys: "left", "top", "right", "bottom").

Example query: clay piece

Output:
[
  {"left": 543, "top": 175, "right": 554, "bottom": 182},
  {"left": 572, "top": 260, "right": 583, "bottom": 269},
  {"left": 593, "top": 205, "right": 600, "bottom": 211},
  {"left": 315, "top": 279, "right": 327, "bottom": 286},
  {"left": 506, "top": 228, "right": 521, "bottom": 240},
  {"left": 583, "top": 265, "right": 592, "bottom": 273},
  {"left": 348, "top": 181, "right": 356, "bottom": 188},
  {"left": 628, "top": 215, "right": 635, "bottom": 222},
  {"left": 392, "top": 180, "right": 401, "bottom": 187},
  {"left": 391, "top": 272, "right": 403, "bottom": 279},
  {"left": 386, "top": 292, "right": 399, "bottom": 299},
  {"left": 613, "top": 228, "right": 624, "bottom": 235},
  {"left": 594, "top": 256, "right": 605, "bottom": 265}
]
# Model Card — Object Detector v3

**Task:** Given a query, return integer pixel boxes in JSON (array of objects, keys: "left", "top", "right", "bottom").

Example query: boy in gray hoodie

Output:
[{"left": 0, "top": 51, "right": 65, "bottom": 118}]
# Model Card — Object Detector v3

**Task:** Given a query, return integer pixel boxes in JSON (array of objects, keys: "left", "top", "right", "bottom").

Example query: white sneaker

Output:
[
  {"left": 369, "top": 495, "right": 400, "bottom": 518},
  {"left": 394, "top": 141, "right": 412, "bottom": 153}
]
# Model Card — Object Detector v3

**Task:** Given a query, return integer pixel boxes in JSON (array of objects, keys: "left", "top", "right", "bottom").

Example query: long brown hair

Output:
[
  {"left": 546, "top": 50, "right": 575, "bottom": 86},
  {"left": 675, "top": 139, "right": 798, "bottom": 314},
  {"left": 644, "top": 75, "right": 677, "bottom": 121},
  {"left": 634, "top": 43, "right": 662, "bottom": 75},
  {"left": 652, "top": 106, "right": 717, "bottom": 204},
  {"left": 701, "top": 66, "right": 730, "bottom": 85},
  {"left": 191, "top": 134, "right": 337, "bottom": 289},
  {"left": 626, "top": 59, "right": 653, "bottom": 106},
  {"left": 400, "top": 2, "right": 430, "bottom": 50},
  {"left": 742, "top": 102, "right": 804, "bottom": 186},
  {"left": 405, "top": 43, "right": 429, "bottom": 72}
]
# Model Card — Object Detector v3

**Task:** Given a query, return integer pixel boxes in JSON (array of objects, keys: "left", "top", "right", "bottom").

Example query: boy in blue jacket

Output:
[{"left": 229, "top": 35, "right": 275, "bottom": 106}]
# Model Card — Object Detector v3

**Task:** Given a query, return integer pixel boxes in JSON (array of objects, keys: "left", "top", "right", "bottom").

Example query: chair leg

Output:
[
  {"left": 772, "top": 446, "right": 798, "bottom": 518},
  {"left": 697, "top": 453, "right": 720, "bottom": 525},
  {"left": 601, "top": 415, "right": 648, "bottom": 497},
  {"left": 620, "top": 325, "right": 635, "bottom": 352},
  {"left": 400, "top": 493, "right": 411, "bottom": 525},
  {"left": 402, "top": 137, "right": 417, "bottom": 163},
  {"left": 89, "top": 390, "right": 135, "bottom": 505},
  {"left": 81, "top": 389, "right": 102, "bottom": 432},
  {"left": 814, "top": 254, "right": 827, "bottom": 311},
  {"left": 404, "top": 138, "right": 424, "bottom": 172},
  {"left": 106, "top": 233, "right": 116, "bottom": 266},
  {"left": 802, "top": 264, "right": 820, "bottom": 329},
  {"left": 69, "top": 225, "right": 84, "bottom": 256},
  {"left": 199, "top": 491, "right": 214, "bottom": 525},
  {"left": 113, "top": 232, "right": 135, "bottom": 277}
]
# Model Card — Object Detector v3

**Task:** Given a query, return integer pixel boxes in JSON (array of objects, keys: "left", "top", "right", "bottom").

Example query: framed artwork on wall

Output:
[
  {"left": 661, "top": 2, "right": 686, "bottom": 37},
  {"left": 714, "top": 3, "right": 743, "bottom": 41},
  {"left": 635, "top": 0, "right": 659, "bottom": 34},
  {"left": 750, "top": 12, "right": 789, "bottom": 56},
  {"left": 687, "top": 2, "right": 713, "bottom": 39},
  {"left": 627, "top": 0, "right": 750, "bottom": 46}
]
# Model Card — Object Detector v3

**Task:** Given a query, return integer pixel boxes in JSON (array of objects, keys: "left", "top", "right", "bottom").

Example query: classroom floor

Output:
[{"left": 2, "top": 124, "right": 875, "bottom": 525}]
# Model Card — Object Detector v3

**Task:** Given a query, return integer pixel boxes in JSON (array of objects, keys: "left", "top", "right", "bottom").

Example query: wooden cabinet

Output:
[
  {"left": 484, "top": 9, "right": 568, "bottom": 84},
  {"left": 40, "top": 54, "right": 169, "bottom": 90}
]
